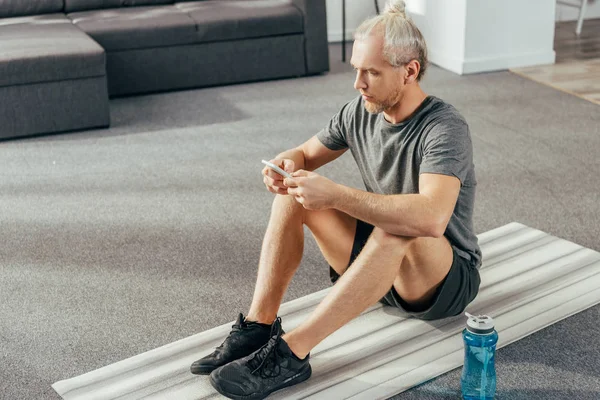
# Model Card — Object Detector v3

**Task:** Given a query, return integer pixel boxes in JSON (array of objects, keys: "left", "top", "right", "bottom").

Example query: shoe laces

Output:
[
  {"left": 215, "top": 315, "right": 246, "bottom": 351},
  {"left": 248, "top": 317, "right": 283, "bottom": 379}
]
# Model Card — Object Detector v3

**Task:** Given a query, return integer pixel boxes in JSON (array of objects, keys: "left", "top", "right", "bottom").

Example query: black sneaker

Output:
[
  {"left": 190, "top": 313, "right": 274, "bottom": 375},
  {"left": 209, "top": 317, "right": 312, "bottom": 400}
]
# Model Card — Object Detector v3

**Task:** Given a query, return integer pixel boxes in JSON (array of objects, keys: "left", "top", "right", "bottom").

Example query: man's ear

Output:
[{"left": 404, "top": 60, "right": 421, "bottom": 84}]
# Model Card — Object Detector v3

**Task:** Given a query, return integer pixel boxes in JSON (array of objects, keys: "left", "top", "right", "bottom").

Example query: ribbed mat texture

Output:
[{"left": 52, "top": 222, "right": 600, "bottom": 400}]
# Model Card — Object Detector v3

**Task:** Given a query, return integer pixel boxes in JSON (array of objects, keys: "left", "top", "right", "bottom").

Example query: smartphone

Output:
[{"left": 261, "top": 160, "right": 292, "bottom": 178}]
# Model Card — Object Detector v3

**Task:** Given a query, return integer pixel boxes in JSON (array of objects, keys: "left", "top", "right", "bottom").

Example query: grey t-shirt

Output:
[{"left": 317, "top": 95, "right": 482, "bottom": 267}]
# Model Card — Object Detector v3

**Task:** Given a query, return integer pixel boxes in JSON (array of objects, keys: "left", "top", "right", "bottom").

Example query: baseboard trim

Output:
[
  {"left": 429, "top": 49, "right": 556, "bottom": 75},
  {"left": 428, "top": 49, "right": 466, "bottom": 75},
  {"left": 462, "top": 50, "right": 557, "bottom": 74}
]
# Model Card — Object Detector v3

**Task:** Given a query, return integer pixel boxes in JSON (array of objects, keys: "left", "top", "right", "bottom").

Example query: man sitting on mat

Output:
[{"left": 192, "top": 0, "right": 481, "bottom": 398}]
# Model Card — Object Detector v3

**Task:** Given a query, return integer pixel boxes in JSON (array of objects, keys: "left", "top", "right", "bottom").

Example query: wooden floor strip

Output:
[{"left": 511, "top": 18, "right": 600, "bottom": 106}]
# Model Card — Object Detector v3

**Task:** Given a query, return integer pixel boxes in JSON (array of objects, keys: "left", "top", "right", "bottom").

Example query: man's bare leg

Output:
[
  {"left": 245, "top": 195, "right": 304, "bottom": 324},
  {"left": 283, "top": 229, "right": 453, "bottom": 358},
  {"left": 246, "top": 195, "right": 356, "bottom": 324},
  {"left": 245, "top": 192, "right": 452, "bottom": 358}
]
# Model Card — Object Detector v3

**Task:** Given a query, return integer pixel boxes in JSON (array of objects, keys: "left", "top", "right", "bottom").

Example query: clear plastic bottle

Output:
[{"left": 460, "top": 312, "right": 498, "bottom": 400}]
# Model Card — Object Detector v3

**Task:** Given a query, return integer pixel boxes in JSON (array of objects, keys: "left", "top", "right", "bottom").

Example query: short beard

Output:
[
  {"left": 363, "top": 87, "right": 403, "bottom": 114},
  {"left": 364, "top": 100, "right": 385, "bottom": 114}
]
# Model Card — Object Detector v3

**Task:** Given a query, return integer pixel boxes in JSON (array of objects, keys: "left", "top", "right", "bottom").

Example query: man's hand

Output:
[
  {"left": 262, "top": 159, "right": 295, "bottom": 195},
  {"left": 284, "top": 170, "right": 339, "bottom": 210}
]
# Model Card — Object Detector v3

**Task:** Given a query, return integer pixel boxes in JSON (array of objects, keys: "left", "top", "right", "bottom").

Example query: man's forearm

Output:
[
  {"left": 275, "top": 148, "right": 306, "bottom": 170},
  {"left": 333, "top": 185, "right": 443, "bottom": 238}
]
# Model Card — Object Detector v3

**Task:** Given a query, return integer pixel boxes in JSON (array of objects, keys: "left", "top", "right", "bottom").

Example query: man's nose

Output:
[{"left": 354, "top": 72, "right": 366, "bottom": 90}]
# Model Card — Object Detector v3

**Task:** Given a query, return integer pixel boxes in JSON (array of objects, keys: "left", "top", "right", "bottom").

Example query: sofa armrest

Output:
[{"left": 291, "top": 0, "right": 329, "bottom": 74}]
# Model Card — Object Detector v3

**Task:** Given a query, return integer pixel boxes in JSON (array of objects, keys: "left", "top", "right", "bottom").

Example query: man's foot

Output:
[
  {"left": 209, "top": 317, "right": 311, "bottom": 400},
  {"left": 190, "top": 313, "right": 274, "bottom": 375}
]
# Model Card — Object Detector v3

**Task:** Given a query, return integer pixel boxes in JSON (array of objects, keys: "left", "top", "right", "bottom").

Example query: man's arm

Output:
[
  {"left": 275, "top": 135, "right": 347, "bottom": 171},
  {"left": 263, "top": 135, "right": 347, "bottom": 195},
  {"left": 331, "top": 173, "right": 460, "bottom": 238}
]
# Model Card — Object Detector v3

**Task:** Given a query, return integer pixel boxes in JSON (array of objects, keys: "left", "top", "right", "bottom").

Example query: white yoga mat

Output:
[{"left": 52, "top": 222, "right": 600, "bottom": 400}]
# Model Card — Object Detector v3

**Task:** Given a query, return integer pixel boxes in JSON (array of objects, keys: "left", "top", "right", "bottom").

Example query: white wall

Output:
[
  {"left": 324, "top": 0, "right": 440, "bottom": 42},
  {"left": 462, "top": 0, "right": 556, "bottom": 74},
  {"left": 325, "top": 0, "right": 600, "bottom": 42},
  {"left": 326, "top": 0, "right": 557, "bottom": 74},
  {"left": 325, "top": 0, "right": 379, "bottom": 42},
  {"left": 408, "top": 0, "right": 467, "bottom": 74}
]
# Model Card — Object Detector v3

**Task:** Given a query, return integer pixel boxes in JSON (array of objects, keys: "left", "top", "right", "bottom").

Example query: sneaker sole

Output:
[
  {"left": 209, "top": 365, "right": 312, "bottom": 400},
  {"left": 190, "top": 364, "right": 214, "bottom": 375}
]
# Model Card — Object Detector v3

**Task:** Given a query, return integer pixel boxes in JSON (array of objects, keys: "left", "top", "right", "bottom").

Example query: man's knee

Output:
[
  {"left": 369, "top": 227, "right": 416, "bottom": 249},
  {"left": 272, "top": 195, "right": 336, "bottom": 230},
  {"left": 272, "top": 193, "right": 305, "bottom": 217}
]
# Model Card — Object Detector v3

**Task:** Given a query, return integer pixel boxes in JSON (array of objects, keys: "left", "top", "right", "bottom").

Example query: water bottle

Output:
[{"left": 460, "top": 312, "right": 498, "bottom": 400}]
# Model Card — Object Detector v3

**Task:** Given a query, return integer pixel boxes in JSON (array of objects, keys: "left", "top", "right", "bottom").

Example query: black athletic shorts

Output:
[{"left": 329, "top": 220, "right": 481, "bottom": 321}]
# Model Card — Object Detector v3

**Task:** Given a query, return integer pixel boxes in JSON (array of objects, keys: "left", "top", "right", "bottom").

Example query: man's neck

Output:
[{"left": 383, "top": 86, "right": 428, "bottom": 124}]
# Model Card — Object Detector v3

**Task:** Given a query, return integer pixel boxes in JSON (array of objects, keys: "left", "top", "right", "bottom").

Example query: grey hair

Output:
[{"left": 354, "top": 0, "right": 428, "bottom": 81}]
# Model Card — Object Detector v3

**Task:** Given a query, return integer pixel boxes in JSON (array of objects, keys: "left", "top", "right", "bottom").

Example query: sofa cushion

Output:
[
  {"left": 0, "top": 14, "right": 106, "bottom": 87},
  {"left": 0, "top": 0, "right": 63, "bottom": 18},
  {"left": 64, "top": 0, "right": 172, "bottom": 13},
  {"left": 175, "top": 0, "right": 304, "bottom": 43},
  {"left": 64, "top": 0, "right": 121, "bottom": 13},
  {"left": 68, "top": 5, "right": 197, "bottom": 51},
  {"left": 123, "top": 0, "right": 173, "bottom": 6}
]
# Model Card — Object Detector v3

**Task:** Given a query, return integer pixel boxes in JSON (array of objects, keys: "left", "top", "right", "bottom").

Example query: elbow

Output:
[{"left": 426, "top": 217, "right": 448, "bottom": 238}]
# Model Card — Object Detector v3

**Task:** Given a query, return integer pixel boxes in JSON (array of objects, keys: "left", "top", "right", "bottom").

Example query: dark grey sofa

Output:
[
  {"left": 0, "top": 0, "right": 329, "bottom": 140},
  {"left": 0, "top": 5, "right": 110, "bottom": 140}
]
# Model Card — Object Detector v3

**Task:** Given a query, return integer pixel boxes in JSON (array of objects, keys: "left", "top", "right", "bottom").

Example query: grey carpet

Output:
[{"left": 1, "top": 43, "right": 599, "bottom": 400}]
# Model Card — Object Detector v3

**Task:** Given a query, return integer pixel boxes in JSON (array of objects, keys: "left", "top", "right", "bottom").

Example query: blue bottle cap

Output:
[{"left": 465, "top": 312, "right": 495, "bottom": 334}]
